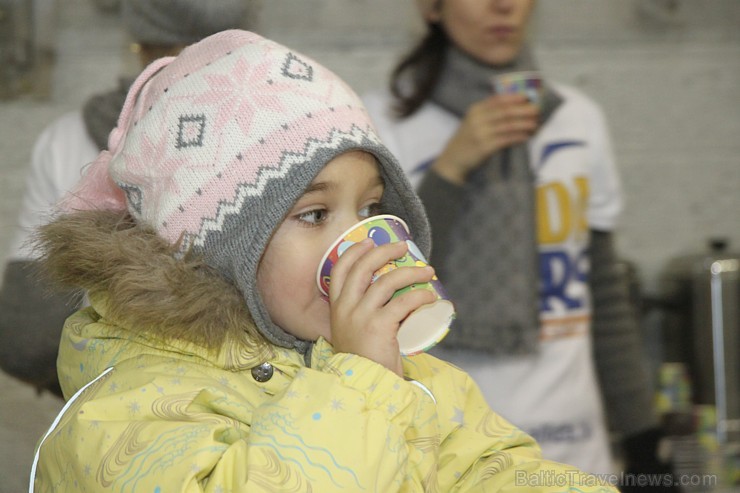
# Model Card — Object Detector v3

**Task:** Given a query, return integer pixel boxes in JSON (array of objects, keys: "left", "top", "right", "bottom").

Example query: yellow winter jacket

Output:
[
  {"left": 31, "top": 211, "right": 618, "bottom": 492},
  {"left": 30, "top": 294, "right": 617, "bottom": 492}
]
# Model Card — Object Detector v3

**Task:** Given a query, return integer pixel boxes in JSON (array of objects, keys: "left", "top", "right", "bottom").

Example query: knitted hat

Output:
[
  {"left": 122, "top": 0, "right": 256, "bottom": 46},
  {"left": 63, "top": 30, "right": 431, "bottom": 353}
]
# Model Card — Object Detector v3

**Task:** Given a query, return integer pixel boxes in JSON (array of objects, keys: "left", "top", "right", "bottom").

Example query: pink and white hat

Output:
[{"left": 63, "top": 30, "right": 431, "bottom": 352}]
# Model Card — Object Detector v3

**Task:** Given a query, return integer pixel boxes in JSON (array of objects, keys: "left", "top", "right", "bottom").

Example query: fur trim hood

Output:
[{"left": 36, "top": 210, "right": 268, "bottom": 356}]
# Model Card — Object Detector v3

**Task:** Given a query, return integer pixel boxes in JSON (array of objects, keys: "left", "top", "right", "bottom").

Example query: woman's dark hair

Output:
[{"left": 390, "top": 23, "right": 449, "bottom": 118}]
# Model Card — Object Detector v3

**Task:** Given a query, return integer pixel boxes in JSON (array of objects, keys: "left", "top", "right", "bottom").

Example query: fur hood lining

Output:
[{"left": 35, "top": 210, "right": 268, "bottom": 356}]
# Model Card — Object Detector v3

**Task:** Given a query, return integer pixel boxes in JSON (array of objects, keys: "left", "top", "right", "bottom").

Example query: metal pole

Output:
[{"left": 710, "top": 260, "right": 727, "bottom": 446}]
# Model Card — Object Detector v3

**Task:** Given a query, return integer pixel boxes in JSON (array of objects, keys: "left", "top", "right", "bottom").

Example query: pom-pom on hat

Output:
[{"left": 64, "top": 30, "right": 431, "bottom": 353}]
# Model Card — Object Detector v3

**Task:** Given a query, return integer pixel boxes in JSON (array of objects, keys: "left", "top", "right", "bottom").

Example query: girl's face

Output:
[
  {"left": 430, "top": 0, "right": 536, "bottom": 67},
  {"left": 257, "top": 151, "right": 385, "bottom": 342}
]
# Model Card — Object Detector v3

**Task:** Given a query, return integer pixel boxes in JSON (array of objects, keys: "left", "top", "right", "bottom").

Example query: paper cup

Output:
[
  {"left": 491, "top": 70, "right": 544, "bottom": 107},
  {"left": 317, "top": 214, "right": 454, "bottom": 356}
]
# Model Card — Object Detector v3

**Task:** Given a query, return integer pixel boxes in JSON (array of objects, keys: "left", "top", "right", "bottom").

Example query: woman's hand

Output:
[
  {"left": 328, "top": 239, "right": 437, "bottom": 377},
  {"left": 433, "top": 93, "right": 540, "bottom": 185}
]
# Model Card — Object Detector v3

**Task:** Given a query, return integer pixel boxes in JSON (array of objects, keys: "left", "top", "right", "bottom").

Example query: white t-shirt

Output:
[
  {"left": 363, "top": 84, "right": 622, "bottom": 475},
  {"left": 7, "top": 111, "right": 100, "bottom": 260}
]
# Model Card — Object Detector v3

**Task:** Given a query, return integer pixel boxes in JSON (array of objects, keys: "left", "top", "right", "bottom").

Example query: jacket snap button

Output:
[{"left": 251, "top": 362, "right": 273, "bottom": 382}]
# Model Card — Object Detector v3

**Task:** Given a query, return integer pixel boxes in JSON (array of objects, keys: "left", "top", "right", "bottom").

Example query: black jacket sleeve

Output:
[
  {"left": 589, "top": 230, "right": 658, "bottom": 436},
  {"left": 0, "top": 260, "right": 82, "bottom": 396}
]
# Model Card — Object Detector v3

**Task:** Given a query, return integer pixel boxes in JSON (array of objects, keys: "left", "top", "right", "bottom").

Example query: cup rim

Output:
[
  {"left": 490, "top": 70, "right": 543, "bottom": 92},
  {"left": 490, "top": 70, "right": 542, "bottom": 82},
  {"left": 315, "top": 214, "right": 410, "bottom": 296}
]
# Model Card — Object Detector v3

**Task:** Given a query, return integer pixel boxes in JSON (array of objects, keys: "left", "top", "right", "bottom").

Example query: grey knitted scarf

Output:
[
  {"left": 81, "top": 78, "right": 134, "bottom": 151},
  {"left": 429, "top": 45, "right": 562, "bottom": 356}
]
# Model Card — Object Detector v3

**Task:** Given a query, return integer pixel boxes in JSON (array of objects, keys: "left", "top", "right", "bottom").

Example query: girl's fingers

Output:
[
  {"left": 330, "top": 240, "right": 408, "bottom": 303},
  {"left": 381, "top": 288, "right": 439, "bottom": 327},
  {"left": 361, "top": 264, "right": 436, "bottom": 308},
  {"left": 337, "top": 283, "right": 437, "bottom": 347},
  {"left": 327, "top": 238, "right": 375, "bottom": 300},
  {"left": 338, "top": 241, "right": 409, "bottom": 303}
]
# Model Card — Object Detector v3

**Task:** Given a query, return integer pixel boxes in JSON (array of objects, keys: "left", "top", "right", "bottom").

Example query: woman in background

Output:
[{"left": 363, "top": 0, "right": 674, "bottom": 489}]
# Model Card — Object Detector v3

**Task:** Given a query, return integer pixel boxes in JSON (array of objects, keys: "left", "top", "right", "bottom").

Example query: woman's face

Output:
[{"left": 430, "top": 0, "right": 536, "bottom": 67}]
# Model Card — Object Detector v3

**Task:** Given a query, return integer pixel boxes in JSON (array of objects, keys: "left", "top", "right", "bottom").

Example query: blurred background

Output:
[{"left": 0, "top": 0, "right": 738, "bottom": 491}]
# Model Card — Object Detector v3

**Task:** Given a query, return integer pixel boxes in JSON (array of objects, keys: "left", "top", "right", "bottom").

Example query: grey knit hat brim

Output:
[{"left": 200, "top": 130, "right": 431, "bottom": 354}]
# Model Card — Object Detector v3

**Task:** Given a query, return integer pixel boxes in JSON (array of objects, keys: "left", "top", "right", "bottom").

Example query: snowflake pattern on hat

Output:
[
  {"left": 282, "top": 53, "right": 313, "bottom": 81},
  {"left": 175, "top": 114, "right": 207, "bottom": 149}
]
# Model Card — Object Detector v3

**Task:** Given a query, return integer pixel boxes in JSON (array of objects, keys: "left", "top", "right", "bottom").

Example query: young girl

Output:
[{"left": 31, "top": 30, "right": 617, "bottom": 492}]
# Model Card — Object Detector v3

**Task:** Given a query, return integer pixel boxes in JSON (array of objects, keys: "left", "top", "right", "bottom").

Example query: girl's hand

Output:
[
  {"left": 433, "top": 93, "right": 540, "bottom": 185},
  {"left": 328, "top": 239, "right": 437, "bottom": 377}
]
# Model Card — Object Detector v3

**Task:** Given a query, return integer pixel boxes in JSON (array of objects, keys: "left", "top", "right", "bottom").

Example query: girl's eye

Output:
[
  {"left": 359, "top": 202, "right": 383, "bottom": 218},
  {"left": 297, "top": 209, "right": 328, "bottom": 226}
]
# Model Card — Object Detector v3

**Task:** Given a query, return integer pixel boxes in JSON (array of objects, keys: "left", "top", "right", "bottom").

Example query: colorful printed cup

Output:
[
  {"left": 491, "top": 71, "right": 544, "bottom": 107},
  {"left": 317, "top": 214, "right": 455, "bottom": 356}
]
